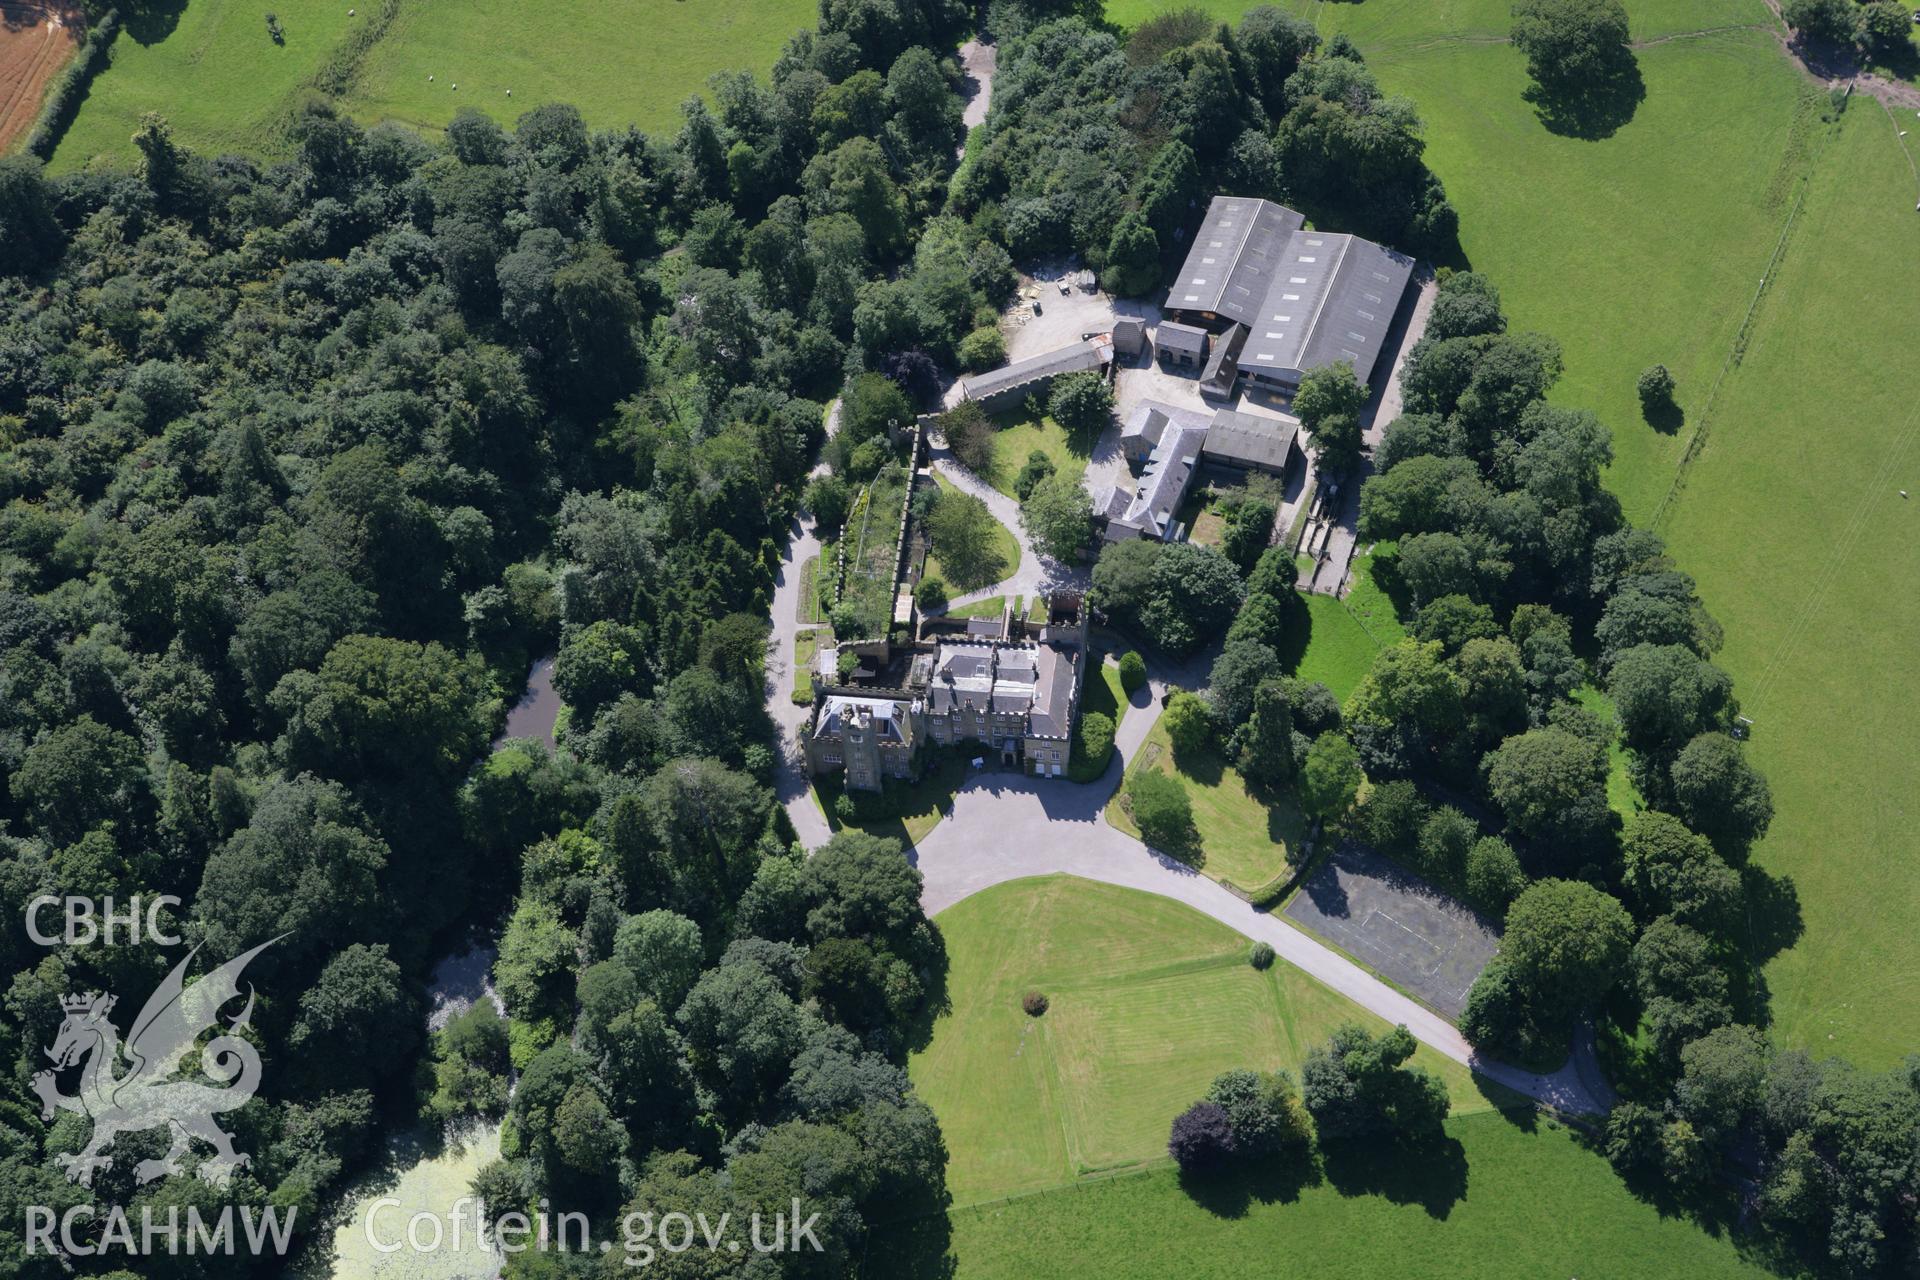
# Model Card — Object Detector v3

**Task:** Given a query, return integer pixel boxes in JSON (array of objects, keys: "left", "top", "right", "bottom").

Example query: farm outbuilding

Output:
[
  {"left": 1153, "top": 321, "right": 1209, "bottom": 369},
  {"left": 957, "top": 340, "right": 1109, "bottom": 413}
]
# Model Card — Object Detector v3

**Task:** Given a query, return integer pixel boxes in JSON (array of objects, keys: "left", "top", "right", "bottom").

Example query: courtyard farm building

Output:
[
  {"left": 1164, "top": 194, "right": 1415, "bottom": 394},
  {"left": 1096, "top": 400, "right": 1304, "bottom": 542},
  {"left": 804, "top": 594, "right": 1090, "bottom": 790}
]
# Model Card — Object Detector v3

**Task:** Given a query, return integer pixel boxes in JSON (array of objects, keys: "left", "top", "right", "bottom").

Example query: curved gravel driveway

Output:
[{"left": 912, "top": 763, "right": 1609, "bottom": 1116}]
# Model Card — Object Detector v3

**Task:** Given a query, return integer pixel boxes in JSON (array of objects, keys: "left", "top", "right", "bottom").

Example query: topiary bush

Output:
[
  {"left": 957, "top": 325, "right": 1006, "bottom": 372},
  {"left": 1022, "top": 990, "right": 1049, "bottom": 1017},
  {"left": 1070, "top": 710, "right": 1115, "bottom": 781},
  {"left": 1129, "top": 769, "right": 1196, "bottom": 856},
  {"left": 1117, "top": 649, "right": 1147, "bottom": 695},
  {"left": 1248, "top": 941, "right": 1275, "bottom": 970}
]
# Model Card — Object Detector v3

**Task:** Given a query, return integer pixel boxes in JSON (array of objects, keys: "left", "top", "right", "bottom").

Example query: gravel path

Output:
[
  {"left": 958, "top": 39, "right": 997, "bottom": 133},
  {"left": 764, "top": 403, "right": 839, "bottom": 848}
]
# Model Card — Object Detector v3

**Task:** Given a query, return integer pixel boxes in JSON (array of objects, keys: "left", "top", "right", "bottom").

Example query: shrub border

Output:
[{"left": 23, "top": 7, "right": 120, "bottom": 162}]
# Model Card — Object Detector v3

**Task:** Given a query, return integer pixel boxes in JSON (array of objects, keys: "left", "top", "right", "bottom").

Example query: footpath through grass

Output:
[
  {"left": 924, "top": 475, "right": 1020, "bottom": 593},
  {"left": 52, "top": 0, "right": 812, "bottom": 170},
  {"left": 910, "top": 877, "right": 1485, "bottom": 1206}
]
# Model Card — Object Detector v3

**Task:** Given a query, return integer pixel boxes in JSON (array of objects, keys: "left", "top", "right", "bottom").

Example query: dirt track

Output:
[{"left": 0, "top": 2, "right": 82, "bottom": 154}]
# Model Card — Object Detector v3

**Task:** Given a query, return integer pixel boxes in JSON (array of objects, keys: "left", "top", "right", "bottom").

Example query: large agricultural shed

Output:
[{"left": 1165, "top": 195, "right": 1415, "bottom": 393}]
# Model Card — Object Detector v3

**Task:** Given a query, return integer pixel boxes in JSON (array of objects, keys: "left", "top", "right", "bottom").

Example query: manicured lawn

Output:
[
  {"left": 52, "top": 0, "right": 813, "bottom": 170},
  {"left": 947, "top": 595, "right": 1007, "bottom": 620},
  {"left": 909, "top": 877, "right": 1487, "bottom": 1206},
  {"left": 791, "top": 629, "right": 819, "bottom": 704},
  {"left": 811, "top": 749, "right": 969, "bottom": 848},
  {"left": 1288, "top": 547, "right": 1407, "bottom": 703},
  {"left": 1656, "top": 106, "right": 1920, "bottom": 1067},
  {"left": 924, "top": 476, "right": 1020, "bottom": 593},
  {"left": 795, "top": 555, "right": 825, "bottom": 625},
  {"left": 1068, "top": 652, "right": 1129, "bottom": 782},
  {"left": 1105, "top": 722, "right": 1307, "bottom": 896},
  {"left": 876, "top": 1108, "right": 1775, "bottom": 1280},
  {"left": 987, "top": 408, "right": 1096, "bottom": 500}
]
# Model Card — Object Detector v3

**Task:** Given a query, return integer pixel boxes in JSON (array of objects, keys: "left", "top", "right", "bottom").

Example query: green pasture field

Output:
[
  {"left": 1107, "top": 0, "right": 1770, "bottom": 44},
  {"left": 1657, "top": 106, "right": 1920, "bottom": 1067},
  {"left": 344, "top": 0, "right": 813, "bottom": 139},
  {"left": 910, "top": 876, "right": 1486, "bottom": 1206},
  {"left": 50, "top": 0, "right": 812, "bottom": 171},
  {"left": 1370, "top": 26, "right": 1815, "bottom": 523},
  {"left": 877, "top": 1108, "right": 1775, "bottom": 1280},
  {"left": 53, "top": 0, "right": 360, "bottom": 170}
]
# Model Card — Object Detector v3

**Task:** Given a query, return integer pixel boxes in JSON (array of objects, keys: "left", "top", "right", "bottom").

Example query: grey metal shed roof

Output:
[
  {"left": 1204, "top": 409, "right": 1302, "bottom": 473},
  {"left": 960, "top": 341, "right": 1102, "bottom": 402},
  {"left": 1233, "top": 230, "right": 1413, "bottom": 384},
  {"left": 1297, "top": 235, "right": 1415, "bottom": 379},
  {"left": 1166, "top": 196, "right": 1414, "bottom": 387},
  {"left": 1166, "top": 195, "right": 1305, "bottom": 322}
]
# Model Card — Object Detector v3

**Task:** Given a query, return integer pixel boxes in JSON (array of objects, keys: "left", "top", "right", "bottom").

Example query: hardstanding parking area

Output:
[{"left": 1283, "top": 842, "right": 1500, "bottom": 1020}]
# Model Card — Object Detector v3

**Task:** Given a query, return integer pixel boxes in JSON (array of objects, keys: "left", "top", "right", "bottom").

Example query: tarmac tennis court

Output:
[{"left": 1283, "top": 842, "right": 1500, "bottom": 1020}]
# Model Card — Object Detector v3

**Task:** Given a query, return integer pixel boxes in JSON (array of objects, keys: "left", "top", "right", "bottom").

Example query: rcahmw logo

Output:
[{"left": 19, "top": 916, "right": 298, "bottom": 1258}]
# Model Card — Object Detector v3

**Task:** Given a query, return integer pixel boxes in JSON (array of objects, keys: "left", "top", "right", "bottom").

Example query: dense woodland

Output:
[{"left": 0, "top": 0, "right": 1911, "bottom": 1276}]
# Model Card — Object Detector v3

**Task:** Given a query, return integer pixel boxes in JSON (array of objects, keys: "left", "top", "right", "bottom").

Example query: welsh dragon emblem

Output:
[{"left": 31, "top": 939, "right": 278, "bottom": 1188}]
